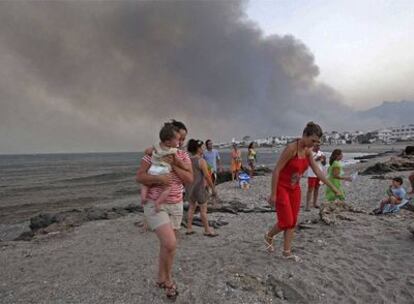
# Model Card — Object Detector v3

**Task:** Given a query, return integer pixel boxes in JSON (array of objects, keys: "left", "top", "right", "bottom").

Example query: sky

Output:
[
  {"left": 247, "top": 0, "right": 414, "bottom": 110},
  {"left": 0, "top": 0, "right": 413, "bottom": 154}
]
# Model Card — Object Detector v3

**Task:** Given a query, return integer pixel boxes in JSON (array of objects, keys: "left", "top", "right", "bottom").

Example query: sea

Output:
[{"left": 0, "top": 150, "right": 368, "bottom": 224}]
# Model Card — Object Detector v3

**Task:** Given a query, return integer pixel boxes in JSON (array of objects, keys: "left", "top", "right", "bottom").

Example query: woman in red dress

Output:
[{"left": 265, "top": 122, "right": 342, "bottom": 261}]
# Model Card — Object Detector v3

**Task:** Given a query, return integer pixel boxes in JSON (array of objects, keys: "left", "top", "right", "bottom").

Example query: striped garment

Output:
[{"left": 142, "top": 150, "right": 190, "bottom": 203}]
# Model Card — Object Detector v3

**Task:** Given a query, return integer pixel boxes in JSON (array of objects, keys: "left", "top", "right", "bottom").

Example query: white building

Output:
[
  {"left": 377, "top": 129, "right": 393, "bottom": 143},
  {"left": 391, "top": 124, "right": 414, "bottom": 140}
]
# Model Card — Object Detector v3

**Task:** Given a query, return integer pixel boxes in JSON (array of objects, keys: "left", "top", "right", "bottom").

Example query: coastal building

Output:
[
  {"left": 391, "top": 124, "right": 414, "bottom": 140},
  {"left": 376, "top": 129, "right": 393, "bottom": 143}
]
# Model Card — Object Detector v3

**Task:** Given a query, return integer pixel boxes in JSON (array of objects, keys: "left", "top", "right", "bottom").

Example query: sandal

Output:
[
  {"left": 185, "top": 231, "right": 195, "bottom": 235},
  {"left": 164, "top": 282, "right": 179, "bottom": 299},
  {"left": 282, "top": 250, "right": 302, "bottom": 262},
  {"left": 203, "top": 232, "right": 218, "bottom": 237},
  {"left": 264, "top": 232, "right": 274, "bottom": 252}
]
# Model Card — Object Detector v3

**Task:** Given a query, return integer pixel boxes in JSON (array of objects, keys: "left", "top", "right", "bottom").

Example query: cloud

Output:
[{"left": 0, "top": 1, "right": 360, "bottom": 153}]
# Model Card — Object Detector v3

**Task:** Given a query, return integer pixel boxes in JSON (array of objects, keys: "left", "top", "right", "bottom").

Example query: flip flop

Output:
[
  {"left": 282, "top": 250, "right": 302, "bottom": 262},
  {"left": 185, "top": 231, "right": 195, "bottom": 235},
  {"left": 203, "top": 232, "right": 218, "bottom": 237},
  {"left": 264, "top": 233, "right": 274, "bottom": 252}
]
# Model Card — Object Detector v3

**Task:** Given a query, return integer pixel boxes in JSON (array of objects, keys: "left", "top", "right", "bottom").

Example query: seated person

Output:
[{"left": 373, "top": 177, "right": 408, "bottom": 214}]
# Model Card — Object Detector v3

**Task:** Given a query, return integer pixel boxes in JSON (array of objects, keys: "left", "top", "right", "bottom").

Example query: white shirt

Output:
[{"left": 307, "top": 150, "right": 325, "bottom": 178}]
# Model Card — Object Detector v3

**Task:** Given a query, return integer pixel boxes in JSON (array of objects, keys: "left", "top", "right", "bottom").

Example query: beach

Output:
[{"left": 1, "top": 149, "right": 414, "bottom": 303}]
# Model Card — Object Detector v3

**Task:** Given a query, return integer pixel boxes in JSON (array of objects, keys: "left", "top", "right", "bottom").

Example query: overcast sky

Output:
[
  {"left": 247, "top": 0, "right": 414, "bottom": 110},
  {"left": 0, "top": 0, "right": 412, "bottom": 154}
]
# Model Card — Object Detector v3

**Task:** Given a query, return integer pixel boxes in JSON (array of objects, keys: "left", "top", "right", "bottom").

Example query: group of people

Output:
[
  {"left": 135, "top": 119, "right": 413, "bottom": 299},
  {"left": 304, "top": 146, "right": 353, "bottom": 211},
  {"left": 230, "top": 142, "right": 257, "bottom": 181}
]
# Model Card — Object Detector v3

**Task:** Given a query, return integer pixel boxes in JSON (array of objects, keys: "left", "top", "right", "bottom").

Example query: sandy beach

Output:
[{"left": 1, "top": 153, "right": 414, "bottom": 303}]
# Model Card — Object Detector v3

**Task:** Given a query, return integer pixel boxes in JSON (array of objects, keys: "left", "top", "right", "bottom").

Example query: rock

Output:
[
  {"left": 297, "top": 223, "right": 315, "bottom": 230},
  {"left": 408, "top": 223, "right": 414, "bottom": 235},
  {"left": 86, "top": 208, "right": 108, "bottom": 221},
  {"left": 124, "top": 203, "right": 143, "bottom": 213},
  {"left": 361, "top": 163, "right": 393, "bottom": 175},
  {"left": 30, "top": 214, "right": 55, "bottom": 230},
  {"left": 0, "top": 222, "right": 32, "bottom": 242},
  {"left": 275, "top": 290, "right": 284, "bottom": 299},
  {"left": 405, "top": 146, "right": 414, "bottom": 155}
]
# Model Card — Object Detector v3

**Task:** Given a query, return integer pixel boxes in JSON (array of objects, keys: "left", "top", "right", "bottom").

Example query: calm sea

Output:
[{"left": 0, "top": 150, "right": 366, "bottom": 224}]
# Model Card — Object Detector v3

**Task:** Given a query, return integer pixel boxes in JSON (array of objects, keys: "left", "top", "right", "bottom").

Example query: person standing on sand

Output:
[
  {"left": 136, "top": 120, "right": 192, "bottom": 299},
  {"left": 203, "top": 139, "right": 222, "bottom": 185},
  {"left": 305, "top": 144, "right": 326, "bottom": 210},
  {"left": 265, "top": 122, "right": 342, "bottom": 262},
  {"left": 409, "top": 172, "right": 414, "bottom": 194},
  {"left": 231, "top": 143, "right": 242, "bottom": 181},
  {"left": 325, "top": 149, "right": 352, "bottom": 203},
  {"left": 185, "top": 139, "right": 218, "bottom": 237},
  {"left": 247, "top": 142, "right": 257, "bottom": 178}
]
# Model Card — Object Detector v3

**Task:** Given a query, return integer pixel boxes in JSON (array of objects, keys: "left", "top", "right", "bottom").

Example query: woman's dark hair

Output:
[
  {"left": 393, "top": 177, "right": 403, "bottom": 185},
  {"left": 248, "top": 142, "right": 254, "bottom": 149},
  {"left": 329, "top": 149, "right": 342, "bottom": 166},
  {"left": 159, "top": 123, "right": 179, "bottom": 142},
  {"left": 303, "top": 121, "right": 323, "bottom": 137},
  {"left": 187, "top": 139, "right": 203, "bottom": 154},
  {"left": 170, "top": 119, "right": 187, "bottom": 132}
]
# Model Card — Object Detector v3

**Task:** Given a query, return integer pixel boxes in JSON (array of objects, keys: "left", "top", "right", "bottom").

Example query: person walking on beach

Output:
[
  {"left": 265, "top": 122, "right": 342, "bottom": 261},
  {"left": 140, "top": 123, "right": 179, "bottom": 212},
  {"left": 325, "top": 149, "right": 352, "bottom": 203},
  {"left": 231, "top": 143, "right": 242, "bottom": 181},
  {"left": 203, "top": 139, "right": 222, "bottom": 185},
  {"left": 305, "top": 144, "right": 326, "bottom": 210},
  {"left": 186, "top": 139, "right": 218, "bottom": 237},
  {"left": 136, "top": 120, "right": 192, "bottom": 299},
  {"left": 247, "top": 142, "right": 257, "bottom": 178}
]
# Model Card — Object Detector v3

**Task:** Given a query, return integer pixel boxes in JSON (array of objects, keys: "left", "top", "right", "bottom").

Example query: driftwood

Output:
[{"left": 319, "top": 201, "right": 367, "bottom": 225}]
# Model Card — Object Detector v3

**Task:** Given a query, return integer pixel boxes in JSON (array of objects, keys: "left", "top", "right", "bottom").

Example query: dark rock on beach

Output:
[
  {"left": 361, "top": 156, "right": 414, "bottom": 175},
  {"left": 29, "top": 213, "right": 56, "bottom": 230},
  {"left": 405, "top": 146, "right": 414, "bottom": 155}
]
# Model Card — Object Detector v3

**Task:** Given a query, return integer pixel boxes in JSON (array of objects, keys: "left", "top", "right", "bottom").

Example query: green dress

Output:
[{"left": 325, "top": 160, "right": 345, "bottom": 202}]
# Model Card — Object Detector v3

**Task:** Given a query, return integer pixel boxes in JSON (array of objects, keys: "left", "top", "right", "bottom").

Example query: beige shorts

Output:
[{"left": 143, "top": 201, "right": 183, "bottom": 231}]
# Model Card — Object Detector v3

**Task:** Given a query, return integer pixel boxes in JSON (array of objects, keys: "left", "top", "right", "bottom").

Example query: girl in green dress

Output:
[{"left": 325, "top": 149, "right": 352, "bottom": 202}]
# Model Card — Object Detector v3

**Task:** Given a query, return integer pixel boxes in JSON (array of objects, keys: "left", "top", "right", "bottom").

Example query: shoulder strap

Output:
[{"left": 296, "top": 139, "right": 299, "bottom": 157}]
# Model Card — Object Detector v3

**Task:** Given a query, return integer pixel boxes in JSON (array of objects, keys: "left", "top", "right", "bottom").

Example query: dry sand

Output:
[{"left": 1, "top": 159, "right": 414, "bottom": 303}]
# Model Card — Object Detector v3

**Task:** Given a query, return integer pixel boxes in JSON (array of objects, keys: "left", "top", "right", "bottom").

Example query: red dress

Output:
[{"left": 276, "top": 142, "right": 309, "bottom": 230}]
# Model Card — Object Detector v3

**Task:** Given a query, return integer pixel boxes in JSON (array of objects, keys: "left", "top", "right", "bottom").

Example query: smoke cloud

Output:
[{"left": 0, "top": 1, "right": 358, "bottom": 153}]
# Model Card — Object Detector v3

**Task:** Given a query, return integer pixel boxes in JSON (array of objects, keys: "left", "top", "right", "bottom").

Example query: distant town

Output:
[{"left": 216, "top": 124, "right": 414, "bottom": 148}]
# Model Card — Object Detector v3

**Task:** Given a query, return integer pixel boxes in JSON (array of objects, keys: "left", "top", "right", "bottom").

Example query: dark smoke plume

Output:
[{"left": 0, "top": 1, "right": 358, "bottom": 153}]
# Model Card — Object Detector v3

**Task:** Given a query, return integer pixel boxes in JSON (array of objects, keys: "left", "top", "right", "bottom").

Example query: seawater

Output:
[{"left": 0, "top": 150, "right": 368, "bottom": 223}]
